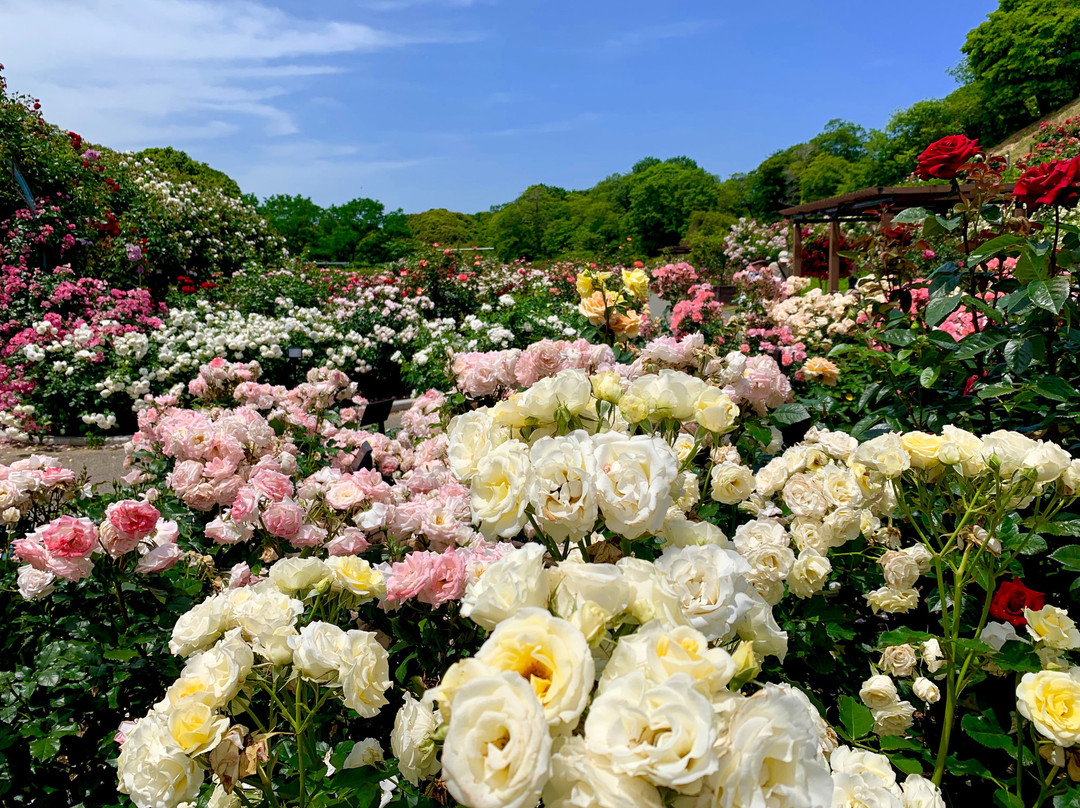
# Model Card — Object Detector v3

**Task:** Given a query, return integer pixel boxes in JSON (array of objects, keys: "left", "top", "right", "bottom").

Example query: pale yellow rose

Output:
[
  {"left": 900, "top": 432, "right": 945, "bottom": 470},
  {"left": 1026, "top": 605, "right": 1080, "bottom": 650},
  {"left": 1017, "top": 669, "right": 1080, "bottom": 747},
  {"left": 621, "top": 268, "right": 650, "bottom": 301}
]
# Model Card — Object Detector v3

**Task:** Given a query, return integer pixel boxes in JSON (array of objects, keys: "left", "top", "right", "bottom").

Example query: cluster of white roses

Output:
[
  {"left": 390, "top": 543, "right": 943, "bottom": 808},
  {"left": 448, "top": 368, "right": 749, "bottom": 544},
  {"left": 859, "top": 639, "right": 944, "bottom": 738},
  {"left": 119, "top": 555, "right": 390, "bottom": 808}
]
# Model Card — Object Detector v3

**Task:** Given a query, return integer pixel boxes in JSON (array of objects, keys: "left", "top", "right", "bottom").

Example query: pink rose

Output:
[
  {"left": 230, "top": 486, "right": 262, "bottom": 523},
  {"left": 326, "top": 527, "right": 371, "bottom": 556},
  {"left": 205, "top": 516, "right": 253, "bottom": 545},
  {"left": 416, "top": 549, "right": 467, "bottom": 607},
  {"left": 99, "top": 521, "right": 141, "bottom": 557},
  {"left": 135, "top": 544, "right": 182, "bottom": 574},
  {"left": 290, "top": 524, "right": 326, "bottom": 549},
  {"left": 262, "top": 499, "right": 304, "bottom": 540},
  {"left": 38, "top": 467, "right": 76, "bottom": 487},
  {"left": 40, "top": 516, "right": 98, "bottom": 558},
  {"left": 107, "top": 500, "right": 161, "bottom": 541},
  {"left": 249, "top": 468, "right": 293, "bottom": 502},
  {"left": 12, "top": 537, "right": 51, "bottom": 570},
  {"left": 168, "top": 459, "right": 205, "bottom": 495},
  {"left": 383, "top": 552, "right": 437, "bottom": 605}
]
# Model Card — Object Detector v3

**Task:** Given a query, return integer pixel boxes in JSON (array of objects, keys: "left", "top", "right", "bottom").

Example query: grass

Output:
[{"left": 989, "top": 95, "right": 1080, "bottom": 166}]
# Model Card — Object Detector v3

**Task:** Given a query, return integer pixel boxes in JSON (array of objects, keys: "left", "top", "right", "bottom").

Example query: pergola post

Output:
[
  {"left": 790, "top": 221, "right": 803, "bottom": 277},
  {"left": 828, "top": 219, "right": 841, "bottom": 294}
]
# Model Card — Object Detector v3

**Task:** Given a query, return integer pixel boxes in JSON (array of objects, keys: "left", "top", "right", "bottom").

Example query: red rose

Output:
[
  {"left": 989, "top": 577, "right": 1045, "bottom": 627},
  {"left": 915, "top": 135, "right": 982, "bottom": 180},
  {"left": 1013, "top": 155, "right": 1080, "bottom": 209}
]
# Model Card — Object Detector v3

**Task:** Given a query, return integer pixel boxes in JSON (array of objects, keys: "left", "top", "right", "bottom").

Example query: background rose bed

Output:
[{"left": 7, "top": 62, "right": 1080, "bottom": 808}]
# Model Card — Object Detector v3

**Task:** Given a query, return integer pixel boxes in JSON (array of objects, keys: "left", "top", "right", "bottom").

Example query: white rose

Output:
[
  {"left": 290, "top": 622, "right": 348, "bottom": 683},
  {"left": 901, "top": 774, "right": 946, "bottom": 808},
  {"left": 227, "top": 587, "right": 304, "bottom": 663},
  {"left": 593, "top": 433, "right": 678, "bottom": 539},
  {"left": 710, "top": 462, "right": 755, "bottom": 505},
  {"left": 338, "top": 629, "right": 391, "bottom": 717},
  {"left": 519, "top": 369, "right": 592, "bottom": 421},
  {"left": 548, "top": 556, "right": 630, "bottom": 642},
  {"left": 17, "top": 565, "right": 55, "bottom": 600},
  {"left": 117, "top": 713, "right": 203, "bottom": 808},
  {"left": 165, "top": 629, "right": 253, "bottom": 709},
  {"left": 471, "top": 439, "right": 531, "bottom": 540},
  {"left": 1026, "top": 441, "right": 1072, "bottom": 484},
  {"left": 790, "top": 518, "right": 836, "bottom": 554},
  {"left": 853, "top": 433, "right": 911, "bottom": 478},
  {"left": 544, "top": 735, "right": 663, "bottom": 808},
  {"left": 830, "top": 745, "right": 902, "bottom": 808},
  {"left": 441, "top": 672, "right": 552, "bottom": 808},
  {"left": 873, "top": 700, "right": 915, "bottom": 736},
  {"left": 782, "top": 473, "right": 829, "bottom": 519},
  {"left": 981, "top": 621, "right": 1022, "bottom": 651},
  {"left": 922, "top": 638, "right": 944, "bottom": 673},
  {"left": 912, "top": 677, "right": 941, "bottom": 704},
  {"left": 528, "top": 431, "right": 598, "bottom": 541},
  {"left": 616, "top": 556, "right": 692, "bottom": 629},
  {"left": 755, "top": 457, "right": 790, "bottom": 497},
  {"left": 391, "top": 692, "right": 442, "bottom": 785},
  {"left": 342, "top": 737, "right": 384, "bottom": 769},
  {"left": 806, "top": 427, "right": 859, "bottom": 460},
  {"left": 655, "top": 544, "right": 757, "bottom": 641},
  {"left": 269, "top": 557, "right": 330, "bottom": 596},
  {"left": 938, "top": 425, "right": 984, "bottom": 476},
  {"left": 711, "top": 685, "right": 833, "bottom": 808},
  {"left": 879, "top": 644, "right": 918, "bottom": 678},
  {"left": 448, "top": 410, "right": 508, "bottom": 483},
  {"left": 586, "top": 671, "right": 717, "bottom": 790},
  {"left": 598, "top": 621, "right": 735, "bottom": 702},
  {"left": 660, "top": 514, "right": 730, "bottom": 548},
  {"left": 461, "top": 543, "right": 548, "bottom": 630},
  {"left": 170, "top": 592, "right": 231, "bottom": 656},
  {"left": 787, "top": 549, "right": 831, "bottom": 598},
  {"left": 734, "top": 595, "right": 789, "bottom": 661},
  {"left": 981, "top": 430, "right": 1036, "bottom": 478},
  {"left": 859, "top": 674, "right": 900, "bottom": 710},
  {"left": 1026, "top": 605, "right": 1080, "bottom": 650},
  {"left": 865, "top": 586, "right": 919, "bottom": 614},
  {"left": 1062, "top": 459, "right": 1080, "bottom": 495},
  {"left": 818, "top": 463, "right": 863, "bottom": 509}
]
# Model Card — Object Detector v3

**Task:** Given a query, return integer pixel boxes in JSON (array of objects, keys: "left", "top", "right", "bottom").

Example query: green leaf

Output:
[
  {"left": 968, "top": 234, "right": 1026, "bottom": 265},
  {"left": 1053, "top": 785, "right": 1080, "bottom": 808},
  {"left": 924, "top": 295, "right": 961, "bottom": 327},
  {"left": 878, "top": 627, "right": 933, "bottom": 646},
  {"left": 977, "top": 383, "right": 1017, "bottom": 400},
  {"left": 961, "top": 713, "right": 1016, "bottom": 752},
  {"left": 28, "top": 735, "right": 61, "bottom": 761},
  {"left": 879, "top": 735, "right": 922, "bottom": 751},
  {"left": 1014, "top": 251, "right": 1048, "bottom": 284},
  {"left": 993, "top": 641, "right": 1043, "bottom": 673},
  {"left": 103, "top": 649, "right": 138, "bottom": 661},
  {"left": 1004, "top": 339, "right": 1033, "bottom": 374},
  {"left": 994, "top": 790, "right": 1026, "bottom": 808},
  {"left": 1042, "top": 519, "right": 1080, "bottom": 537},
  {"left": 1029, "top": 276, "right": 1070, "bottom": 314},
  {"left": 857, "top": 383, "right": 881, "bottom": 411},
  {"left": 919, "top": 366, "right": 940, "bottom": 388},
  {"left": 837, "top": 695, "right": 873, "bottom": 741},
  {"left": 890, "top": 756, "right": 926, "bottom": 775},
  {"left": 1033, "top": 375, "right": 1077, "bottom": 402},
  {"left": 879, "top": 329, "right": 917, "bottom": 347},
  {"left": 1050, "top": 545, "right": 1080, "bottom": 571},
  {"left": 744, "top": 421, "right": 773, "bottom": 447},
  {"left": 952, "top": 331, "right": 1010, "bottom": 360},
  {"left": 892, "top": 207, "right": 931, "bottom": 224},
  {"left": 935, "top": 214, "right": 963, "bottom": 231},
  {"left": 771, "top": 403, "right": 810, "bottom": 427}
]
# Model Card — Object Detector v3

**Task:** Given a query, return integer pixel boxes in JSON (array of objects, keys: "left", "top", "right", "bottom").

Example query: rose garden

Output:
[{"left": 5, "top": 13, "right": 1080, "bottom": 807}]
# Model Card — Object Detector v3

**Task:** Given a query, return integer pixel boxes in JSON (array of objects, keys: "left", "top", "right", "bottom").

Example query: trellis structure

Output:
[{"left": 780, "top": 184, "right": 973, "bottom": 292}]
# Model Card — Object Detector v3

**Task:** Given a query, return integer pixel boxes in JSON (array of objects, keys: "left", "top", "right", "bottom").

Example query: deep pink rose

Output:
[
  {"left": 40, "top": 516, "right": 98, "bottom": 558},
  {"left": 107, "top": 500, "right": 161, "bottom": 541}
]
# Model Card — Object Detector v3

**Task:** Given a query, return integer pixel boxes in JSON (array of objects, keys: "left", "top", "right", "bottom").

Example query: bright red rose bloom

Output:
[
  {"left": 989, "top": 577, "right": 1045, "bottom": 627},
  {"left": 915, "top": 135, "right": 982, "bottom": 180},
  {"left": 1013, "top": 155, "right": 1080, "bottom": 209}
]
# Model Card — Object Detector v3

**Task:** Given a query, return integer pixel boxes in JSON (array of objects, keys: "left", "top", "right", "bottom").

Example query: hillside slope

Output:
[{"left": 990, "top": 95, "right": 1080, "bottom": 165}]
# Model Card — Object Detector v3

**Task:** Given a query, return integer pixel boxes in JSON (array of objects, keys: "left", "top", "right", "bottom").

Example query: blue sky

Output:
[{"left": 0, "top": 0, "right": 997, "bottom": 213}]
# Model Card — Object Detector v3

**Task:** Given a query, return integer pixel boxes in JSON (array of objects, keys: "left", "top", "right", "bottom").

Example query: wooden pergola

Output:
[{"left": 779, "top": 184, "right": 973, "bottom": 293}]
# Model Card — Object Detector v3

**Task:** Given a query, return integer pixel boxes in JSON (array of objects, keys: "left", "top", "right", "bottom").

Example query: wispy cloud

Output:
[
  {"left": 0, "top": 0, "right": 466, "bottom": 147},
  {"left": 435, "top": 112, "right": 602, "bottom": 142},
  {"left": 602, "top": 19, "right": 722, "bottom": 51},
  {"left": 354, "top": 0, "right": 485, "bottom": 10}
]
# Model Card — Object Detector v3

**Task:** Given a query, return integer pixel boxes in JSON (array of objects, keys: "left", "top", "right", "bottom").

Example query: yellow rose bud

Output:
[{"left": 729, "top": 640, "right": 760, "bottom": 689}]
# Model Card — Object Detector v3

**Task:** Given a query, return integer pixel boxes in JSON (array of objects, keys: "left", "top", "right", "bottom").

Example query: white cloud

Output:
[
  {"left": 602, "top": 19, "right": 722, "bottom": 51},
  {"left": 0, "top": 0, "right": 458, "bottom": 146}
]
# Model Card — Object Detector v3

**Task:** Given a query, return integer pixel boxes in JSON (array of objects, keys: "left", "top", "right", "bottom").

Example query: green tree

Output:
[
  {"left": 258, "top": 194, "right": 324, "bottom": 256},
  {"left": 962, "top": 0, "right": 1080, "bottom": 142},
  {"left": 623, "top": 158, "right": 722, "bottom": 254},
  {"left": 405, "top": 208, "right": 478, "bottom": 247}
]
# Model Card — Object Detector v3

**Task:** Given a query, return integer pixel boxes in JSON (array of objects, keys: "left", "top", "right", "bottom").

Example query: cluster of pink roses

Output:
[
  {"left": 0, "top": 455, "right": 77, "bottom": 524},
  {"left": 669, "top": 283, "right": 725, "bottom": 337},
  {"left": 187, "top": 357, "right": 262, "bottom": 403},
  {"left": 13, "top": 498, "right": 180, "bottom": 598},
  {"left": 380, "top": 541, "right": 516, "bottom": 608},
  {"left": 452, "top": 338, "right": 615, "bottom": 398}
]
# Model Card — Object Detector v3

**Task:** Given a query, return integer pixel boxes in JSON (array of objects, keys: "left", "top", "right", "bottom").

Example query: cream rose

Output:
[
  {"left": 787, "top": 549, "right": 831, "bottom": 599},
  {"left": 470, "top": 439, "right": 531, "bottom": 540},
  {"left": 879, "top": 644, "right": 918, "bottom": 678},
  {"left": 544, "top": 735, "right": 663, "bottom": 808},
  {"left": 859, "top": 674, "right": 900, "bottom": 710},
  {"left": 528, "top": 431, "right": 598, "bottom": 541},
  {"left": 852, "top": 433, "right": 911, "bottom": 479},
  {"left": 912, "top": 677, "right": 941, "bottom": 705},
  {"left": 519, "top": 369, "right": 592, "bottom": 422},
  {"left": 166, "top": 700, "right": 230, "bottom": 756},
  {"left": 694, "top": 387, "right": 739, "bottom": 433},
  {"left": 938, "top": 425, "right": 985, "bottom": 476},
  {"left": 592, "top": 433, "right": 678, "bottom": 539},
  {"left": 391, "top": 693, "right": 442, "bottom": 785},
  {"left": 548, "top": 556, "right": 630, "bottom": 642},
  {"left": 269, "top": 557, "right": 330, "bottom": 596},
  {"left": 900, "top": 431, "right": 944, "bottom": 469},
  {"left": 585, "top": 671, "right": 717, "bottom": 790},
  {"left": 865, "top": 586, "right": 919, "bottom": 614},
  {"left": 326, "top": 556, "right": 386, "bottom": 601},
  {"left": 873, "top": 700, "right": 916, "bottom": 736},
  {"left": 781, "top": 473, "right": 828, "bottom": 519},
  {"left": 476, "top": 607, "right": 593, "bottom": 733},
  {"left": 441, "top": 672, "right": 552, "bottom": 808},
  {"left": 338, "top": 629, "right": 391, "bottom": 717},
  {"left": 655, "top": 544, "right": 757, "bottom": 641},
  {"left": 290, "top": 621, "right": 348, "bottom": 683},
  {"left": 710, "top": 462, "right": 756, "bottom": 505},
  {"left": 117, "top": 713, "right": 203, "bottom": 808},
  {"left": 448, "top": 410, "right": 508, "bottom": 483},
  {"left": 460, "top": 543, "right": 549, "bottom": 630},
  {"left": 170, "top": 593, "right": 231, "bottom": 657},
  {"left": 1026, "top": 605, "right": 1080, "bottom": 650}
]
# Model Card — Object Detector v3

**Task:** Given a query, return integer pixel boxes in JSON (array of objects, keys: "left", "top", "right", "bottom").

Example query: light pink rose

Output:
[
  {"left": 38, "top": 467, "right": 76, "bottom": 487},
  {"left": 205, "top": 516, "right": 252, "bottom": 545},
  {"left": 249, "top": 468, "right": 293, "bottom": 502},
  {"left": 12, "top": 537, "right": 52, "bottom": 570},
  {"left": 326, "top": 527, "right": 371, "bottom": 556},
  {"left": 416, "top": 549, "right": 467, "bottom": 607},
  {"left": 230, "top": 486, "right": 262, "bottom": 523},
  {"left": 99, "top": 521, "right": 141, "bottom": 557},
  {"left": 290, "top": 524, "right": 327, "bottom": 549},
  {"left": 107, "top": 500, "right": 161, "bottom": 541},
  {"left": 135, "top": 543, "right": 182, "bottom": 574},
  {"left": 262, "top": 499, "right": 304, "bottom": 540},
  {"left": 383, "top": 552, "right": 437, "bottom": 605},
  {"left": 168, "top": 459, "right": 205, "bottom": 495}
]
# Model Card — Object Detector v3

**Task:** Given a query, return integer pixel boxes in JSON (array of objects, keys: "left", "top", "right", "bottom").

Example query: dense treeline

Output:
[{"left": 255, "top": 0, "right": 1080, "bottom": 264}]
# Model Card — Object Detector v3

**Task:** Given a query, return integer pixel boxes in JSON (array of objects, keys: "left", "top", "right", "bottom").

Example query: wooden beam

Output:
[
  {"left": 791, "top": 221, "right": 803, "bottom": 277},
  {"left": 828, "top": 219, "right": 841, "bottom": 294}
]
